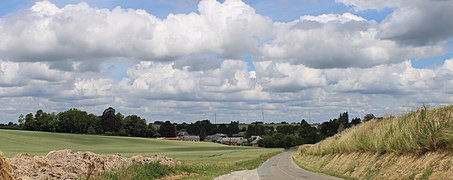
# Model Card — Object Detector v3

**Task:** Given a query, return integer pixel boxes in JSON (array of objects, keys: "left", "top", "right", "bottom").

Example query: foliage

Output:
[
  {"left": 186, "top": 120, "right": 216, "bottom": 140},
  {"left": 102, "top": 107, "right": 116, "bottom": 133},
  {"left": 260, "top": 132, "right": 304, "bottom": 149},
  {"left": 123, "top": 115, "right": 148, "bottom": 137},
  {"left": 17, "top": 107, "right": 155, "bottom": 138},
  {"left": 159, "top": 121, "right": 176, "bottom": 137}
]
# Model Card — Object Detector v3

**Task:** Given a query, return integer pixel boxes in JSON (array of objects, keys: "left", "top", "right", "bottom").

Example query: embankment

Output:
[
  {"left": 293, "top": 105, "right": 453, "bottom": 179},
  {"left": 294, "top": 146, "right": 453, "bottom": 179}
]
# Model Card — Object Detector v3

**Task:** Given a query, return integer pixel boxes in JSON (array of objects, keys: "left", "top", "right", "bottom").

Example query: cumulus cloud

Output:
[
  {"left": 1, "top": 0, "right": 453, "bottom": 123},
  {"left": 337, "top": 0, "right": 453, "bottom": 46},
  {"left": 378, "top": 0, "right": 453, "bottom": 46},
  {"left": 0, "top": 0, "right": 271, "bottom": 65}
]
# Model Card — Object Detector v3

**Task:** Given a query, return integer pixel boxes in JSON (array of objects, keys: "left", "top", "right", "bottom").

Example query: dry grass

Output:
[
  {"left": 293, "top": 105, "right": 453, "bottom": 179},
  {"left": 0, "top": 152, "right": 13, "bottom": 180},
  {"left": 294, "top": 147, "right": 453, "bottom": 179},
  {"left": 305, "top": 105, "right": 453, "bottom": 155}
]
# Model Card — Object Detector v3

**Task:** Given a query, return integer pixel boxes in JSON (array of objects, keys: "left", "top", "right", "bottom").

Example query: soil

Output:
[{"left": 5, "top": 149, "right": 178, "bottom": 180}]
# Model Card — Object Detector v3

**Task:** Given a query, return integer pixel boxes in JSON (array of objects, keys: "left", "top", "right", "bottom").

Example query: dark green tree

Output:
[
  {"left": 123, "top": 115, "right": 148, "bottom": 137},
  {"left": 351, "top": 117, "right": 361, "bottom": 126},
  {"left": 24, "top": 113, "right": 35, "bottom": 130},
  {"left": 159, "top": 121, "right": 176, "bottom": 137},
  {"left": 101, "top": 107, "right": 116, "bottom": 133}
]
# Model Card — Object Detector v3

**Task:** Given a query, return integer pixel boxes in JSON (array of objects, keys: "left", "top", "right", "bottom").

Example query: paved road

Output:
[{"left": 257, "top": 150, "right": 341, "bottom": 180}]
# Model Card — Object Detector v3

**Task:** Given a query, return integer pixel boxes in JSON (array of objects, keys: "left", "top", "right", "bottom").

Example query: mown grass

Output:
[
  {"left": 0, "top": 129, "right": 282, "bottom": 179},
  {"left": 303, "top": 105, "right": 453, "bottom": 155}
]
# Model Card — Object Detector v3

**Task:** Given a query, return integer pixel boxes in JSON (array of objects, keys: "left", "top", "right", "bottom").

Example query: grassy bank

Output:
[
  {"left": 294, "top": 105, "right": 453, "bottom": 179},
  {"left": 0, "top": 129, "right": 282, "bottom": 179},
  {"left": 307, "top": 105, "right": 453, "bottom": 155}
]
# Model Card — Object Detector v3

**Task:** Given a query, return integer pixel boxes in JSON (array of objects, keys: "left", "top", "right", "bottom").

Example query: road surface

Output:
[
  {"left": 215, "top": 150, "right": 341, "bottom": 180},
  {"left": 257, "top": 150, "right": 341, "bottom": 180}
]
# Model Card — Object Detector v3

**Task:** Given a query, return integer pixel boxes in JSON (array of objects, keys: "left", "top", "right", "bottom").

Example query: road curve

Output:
[{"left": 257, "top": 150, "right": 342, "bottom": 180}]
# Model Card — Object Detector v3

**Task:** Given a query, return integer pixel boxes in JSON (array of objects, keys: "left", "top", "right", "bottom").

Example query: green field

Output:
[{"left": 0, "top": 129, "right": 282, "bottom": 179}]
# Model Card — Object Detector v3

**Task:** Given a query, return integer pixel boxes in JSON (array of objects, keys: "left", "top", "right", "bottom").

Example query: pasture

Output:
[{"left": 0, "top": 129, "right": 282, "bottom": 179}]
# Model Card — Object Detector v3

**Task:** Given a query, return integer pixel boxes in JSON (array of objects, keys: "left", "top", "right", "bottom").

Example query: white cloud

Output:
[
  {"left": 336, "top": 0, "right": 395, "bottom": 10},
  {"left": 0, "top": 0, "right": 453, "bottom": 124},
  {"left": 0, "top": 0, "right": 272, "bottom": 64}
]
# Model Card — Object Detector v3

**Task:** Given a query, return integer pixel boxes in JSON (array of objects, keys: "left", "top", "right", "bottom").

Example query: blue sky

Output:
[{"left": 0, "top": 0, "right": 452, "bottom": 124}]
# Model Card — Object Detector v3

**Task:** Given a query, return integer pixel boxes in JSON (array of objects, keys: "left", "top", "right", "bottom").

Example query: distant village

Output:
[{"left": 159, "top": 131, "right": 262, "bottom": 147}]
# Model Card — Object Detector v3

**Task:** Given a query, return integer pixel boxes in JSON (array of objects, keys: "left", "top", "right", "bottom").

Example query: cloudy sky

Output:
[{"left": 0, "top": 0, "right": 453, "bottom": 124}]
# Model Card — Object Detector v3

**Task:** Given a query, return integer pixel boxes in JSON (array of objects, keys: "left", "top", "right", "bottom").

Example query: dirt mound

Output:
[
  {"left": 0, "top": 152, "right": 13, "bottom": 180},
  {"left": 9, "top": 149, "right": 178, "bottom": 180}
]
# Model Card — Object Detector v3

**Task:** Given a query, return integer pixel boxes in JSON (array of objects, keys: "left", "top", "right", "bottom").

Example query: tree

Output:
[
  {"left": 319, "top": 119, "right": 339, "bottom": 137},
  {"left": 24, "top": 113, "right": 35, "bottom": 130},
  {"left": 102, "top": 107, "right": 116, "bottom": 133},
  {"left": 217, "top": 124, "right": 228, "bottom": 134},
  {"left": 298, "top": 120, "right": 320, "bottom": 144},
  {"left": 245, "top": 124, "right": 266, "bottom": 138},
  {"left": 18, "top": 114, "right": 25, "bottom": 129},
  {"left": 159, "top": 121, "right": 176, "bottom": 137},
  {"left": 123, "top": 115, "right": 148, "bottom": 137},
  {"left": 363, "top": 114, "right": 376, "bottom": 122},
  {"left": 276, "top": 125, "right": 295, "bottom": 135},
  {"left": 58, "top": 109, "right": 90, "bottom": 133},
  {"left": 227, "top": 121, "right": 240, "bottom": 136},
  {"left": 187, "top": 120, "right": 216, "bottom": 140},
  {"left": 351, "top": 117, "right": 361, "bottom": 126},
  {"left": 147, "top": 123, "right": 157, "bottom": 137}
]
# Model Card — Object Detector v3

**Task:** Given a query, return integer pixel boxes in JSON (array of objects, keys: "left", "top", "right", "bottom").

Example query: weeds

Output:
[{"left": 96, "top": 163, "right": 194, "bottom": 180}]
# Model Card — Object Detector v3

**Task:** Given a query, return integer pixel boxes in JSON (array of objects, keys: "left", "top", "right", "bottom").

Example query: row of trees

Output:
[
  {"left": 9, "top": 107, "right": 374, "bottom": 149},
  {"left": 17, "top": 107, "right": 156, "bottom": 138},
  {"left": 256, "top": 112, "right": 369, "bottom": 148}
]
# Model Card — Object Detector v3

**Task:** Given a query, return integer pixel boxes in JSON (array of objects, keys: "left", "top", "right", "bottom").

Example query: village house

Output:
[
  {"left": 204, "top": 133, "right": 226, "bottom": 142},
  {"left": 177, "top": 132, "right": 200, "bottom": 142},
  {"left": 218, "top": 137, "right": 245, "bottom": 145},
  {"left": 250, "top": 136, "right": 262, "bottom": 147}
]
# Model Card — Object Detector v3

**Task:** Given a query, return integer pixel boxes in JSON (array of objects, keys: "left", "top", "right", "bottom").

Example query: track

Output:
[{"left": 257, "top": 150, "right": 341, "bottom": 180}]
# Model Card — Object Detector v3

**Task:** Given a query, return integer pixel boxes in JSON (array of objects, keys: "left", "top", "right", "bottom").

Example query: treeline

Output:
[
  {"left": 255, "top": 112, "right": 372, "bottom": 148},
  {"left": 15, "top": 107, "right": 156, "bottom": 137},
  {"left": 3, "top": 107, "right": 376, "bottom": 149}
]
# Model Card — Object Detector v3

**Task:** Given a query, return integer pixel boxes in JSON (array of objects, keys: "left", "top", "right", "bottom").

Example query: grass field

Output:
[{"left": 0, "top": 129, "right": 282, "bottom": 179}]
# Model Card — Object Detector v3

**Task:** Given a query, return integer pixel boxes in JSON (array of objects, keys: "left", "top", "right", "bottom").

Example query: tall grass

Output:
[{"left": 304, "top": 105, "right": 453, "bottom": 155}]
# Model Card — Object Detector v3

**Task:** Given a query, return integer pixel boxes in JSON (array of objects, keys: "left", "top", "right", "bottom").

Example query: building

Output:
[
  {"left": 218, "top": 137, "right": 245, "bottom": 145},
  {"left": 250, "top": 136, "right": 262, "bottom": 147},
  {"left": 177, "top": 132, "right": 200, "bottom": 142},
  {"left": 204, "top": 133, "right": 226, "bottom": 142}
]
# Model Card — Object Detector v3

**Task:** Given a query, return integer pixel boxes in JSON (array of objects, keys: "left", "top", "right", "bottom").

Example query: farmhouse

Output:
[
  {"left": 177, "top": 132, "right": 200, "bottom": 142},
  {"left": 250, "top": 136, "right": 262, "bottom": 147},
  {"left": 204, "top": 133, "right": 226, "bottom": 142},
  {"left": 218, "top": 137, "right": 245, "bottom": 145}
]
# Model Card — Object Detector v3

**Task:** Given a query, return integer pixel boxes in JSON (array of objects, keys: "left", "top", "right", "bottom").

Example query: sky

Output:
[{"left": 0, "top": 0, "right": 453, "bottom": 124}]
